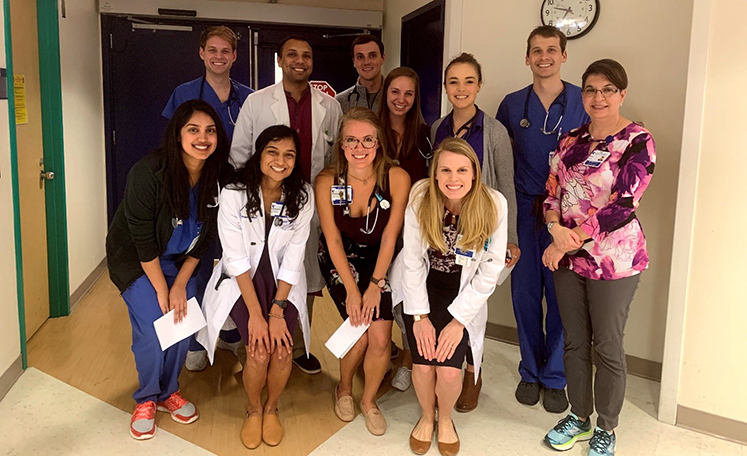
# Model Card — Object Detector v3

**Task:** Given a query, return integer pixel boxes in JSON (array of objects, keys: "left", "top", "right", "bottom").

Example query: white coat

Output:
[
  {"left": 390, "top": 181, "right": 508, "bottom": 381},
  {"left": 196, "top": 183, "right": 315, "bottom": 364},
  {"left": 229, "top": 81, "right": 342, "bottom": 292}
]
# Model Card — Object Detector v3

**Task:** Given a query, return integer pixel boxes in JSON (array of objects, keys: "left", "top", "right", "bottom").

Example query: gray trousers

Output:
[{"left": 553, "top": 268, "right": 641, "bottom": 430}]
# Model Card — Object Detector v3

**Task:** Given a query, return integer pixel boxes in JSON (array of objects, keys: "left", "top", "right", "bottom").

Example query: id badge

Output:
[
  {"left": 455, "top": 247, "right": 474, "bottom": 266},
  {"left": 270, "top": 202, "right": 285, "bottom": 217},
  {"left": 584, "top": 150, "right": 611, "bottom": 168},
  {"left": 331, "top": 185, "right": 353, "bottom": 206}
]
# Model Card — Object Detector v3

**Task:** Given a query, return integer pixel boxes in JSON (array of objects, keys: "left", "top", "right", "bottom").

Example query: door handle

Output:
[{"left": 40, "top": 170, "right": 55, "bottom": 180}]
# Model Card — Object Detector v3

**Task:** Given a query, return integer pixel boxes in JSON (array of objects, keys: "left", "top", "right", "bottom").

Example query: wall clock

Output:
[{"left": 540, "top": 0, "right": 600, "bottom": 40}]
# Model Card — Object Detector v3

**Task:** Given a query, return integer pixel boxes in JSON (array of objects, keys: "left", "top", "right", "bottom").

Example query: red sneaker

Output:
[
  {"left": 130, "top": 401, "right": 157, "bottom": 440},
  {"left": 156, "top": 391, "right": 199, "bottom": 424}
]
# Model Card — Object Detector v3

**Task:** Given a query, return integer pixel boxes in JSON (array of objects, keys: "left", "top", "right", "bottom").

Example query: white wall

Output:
[
  {"left": 384, "top": 0, "right": 693, "bottom": 363},
  {"left": 382, "top": 0, "right": 431, "bottom": 73},
  {"left": 59, "top": 0, "right": 107, "bottom": 293},
  {"left": 0, "top": 0, "right": 23, "bottom": 374},
  {"left": 676, "top": 0, "right": 747, "bottom": 424}
]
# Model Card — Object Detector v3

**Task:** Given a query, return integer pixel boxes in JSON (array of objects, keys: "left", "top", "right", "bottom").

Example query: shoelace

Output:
[
  {"left": 590, "top": 430, "right": 613, "bottom": 452},
  {"left": 162, "top": 391, "right": 188, "bottom": 411},
  {"left": 132, "top": 402, "right": 156, "bottom": 421},
  {"left": 553, "top": 415, "right": 578, "bottom": 433}
]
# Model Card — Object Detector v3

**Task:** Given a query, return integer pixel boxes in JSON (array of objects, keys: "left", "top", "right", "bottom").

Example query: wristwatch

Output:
[
  {"left": 370, "top": 276, "right": 387, "bottom": 289},
  {"left": 271, "top": 298, "right": 288, "bottom": 309},
  {"left": 413, "top": 314, "right": 429, "bottom": 322},
  {"left": 547, "top": 221, "right": 557, "bottom": 233}
]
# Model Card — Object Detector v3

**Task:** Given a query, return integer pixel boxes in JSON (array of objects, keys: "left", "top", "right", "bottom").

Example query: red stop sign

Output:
[{"left": 310, "top": 81, "right": 337, "bottom": 98}]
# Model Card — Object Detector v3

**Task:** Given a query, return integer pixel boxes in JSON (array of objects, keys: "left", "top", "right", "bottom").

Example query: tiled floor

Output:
[
  {"left": 0, "top": 368, "right": 216, "bottom": 456},
  {"left": 311, "top": 340, "right": 747, "bottom": 456}
]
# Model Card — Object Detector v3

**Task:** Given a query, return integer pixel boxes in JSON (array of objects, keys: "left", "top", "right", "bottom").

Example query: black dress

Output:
[
  {"left": 318, "top": 175, "right": 394, "bottom": 321},
  {"left": 404, "top": 208, "right": 470, "bottom": 369}
]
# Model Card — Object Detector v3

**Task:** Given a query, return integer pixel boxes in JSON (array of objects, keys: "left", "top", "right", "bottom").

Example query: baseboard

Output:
[
  {"left": 677, "top": 405, "right": 747, "bottom": 446},
  {"left": 485, "top": 322, "right": 662, "bottom": 382},
  {"left": 70, "top": 257, "right": 107, "bottom": 311},
  {"left": 0, "top": 355, "right": 23, "bottom": 402}
]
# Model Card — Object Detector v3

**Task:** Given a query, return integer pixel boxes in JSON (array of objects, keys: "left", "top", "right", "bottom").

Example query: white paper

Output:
[
  {"left": 325, "top": 318, "right": 370, "bottom": 359},
  {"left": 497, "top": 264, "right": 515, "bottom": 287},
  {"left": 154, "top": 298, "right": 207, "bottom": 351}
]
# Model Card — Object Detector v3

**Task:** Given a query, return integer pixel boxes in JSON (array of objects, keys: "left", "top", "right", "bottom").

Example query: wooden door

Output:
[{"left": 10, "top": 0, "right": 50, "bottom": 339}]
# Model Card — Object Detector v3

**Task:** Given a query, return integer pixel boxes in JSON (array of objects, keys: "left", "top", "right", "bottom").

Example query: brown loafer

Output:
[
  {"left": 437, "top": 420, "right": 460, "bottom": 456},
  {"left": 334, "top": 386, "right": 355, "bottom": 422},
  {"left": 360, "top": 401, "right": 387, "bottom": 436},
  {"left": 262, "top": 410, "right": 283, "bottom": 446},
  {"left": 455, "top": 370, "right": 482, "bottom": 413},
  {"left": 409, "top": 417, "right": 434, "bottom": 455},
  {"left": 240, "top": 412, "right": 262, "bottom": 449}
]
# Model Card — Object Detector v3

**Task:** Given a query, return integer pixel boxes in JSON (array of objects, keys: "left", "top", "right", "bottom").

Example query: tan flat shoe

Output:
[
  {"left": 334, "top": 386, "right": 354, "bottom": 422},
  {"left": 409, "top": 417, "right": 434, "bottom": 455},
  {"left": 240, "top": 412, "right": 263, "bottom": 449},
  {"left": 437, "top": 420, "right": 460, "bottom": 456},
  {"left": 262, "top": 410, "right": 283, "bottom": 446},
  {"left": 360, "top": 401, "right": 387, "bottom": 436}
]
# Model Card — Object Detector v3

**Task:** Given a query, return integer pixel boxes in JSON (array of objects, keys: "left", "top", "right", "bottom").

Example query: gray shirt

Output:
[
  {"left": 431, "top": 116, "right": 518, "bottom": 245},
  {"left": 335, "top": 78, "right": 382, "bottom": 113}
]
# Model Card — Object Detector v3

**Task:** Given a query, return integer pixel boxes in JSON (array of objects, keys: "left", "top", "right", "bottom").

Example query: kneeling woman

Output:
[
  {"left": 106, "top": 100, "right": 229, "bottom": 440},
  {"left": 316, "top": 107, "right": 410, "bottom": 435},
  {"left": 394, "top": 138, "right": 507, "bottom": 456},
  {"left": 204, "top": 125, "right": 314, "bottom": 449}
]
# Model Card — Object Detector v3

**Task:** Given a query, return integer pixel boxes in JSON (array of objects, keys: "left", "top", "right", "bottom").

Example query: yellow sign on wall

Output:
[{"left": 14, "top": 74, "right": 28, "bottom": 125}]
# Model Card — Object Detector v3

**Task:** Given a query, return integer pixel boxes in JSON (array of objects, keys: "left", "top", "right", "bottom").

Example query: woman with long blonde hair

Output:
[
  {"left": 315, "top": 107, "right": 411, "bottom": 436},
  {"left": 391, "top": 138, "right": 508, "bottom": 455}
]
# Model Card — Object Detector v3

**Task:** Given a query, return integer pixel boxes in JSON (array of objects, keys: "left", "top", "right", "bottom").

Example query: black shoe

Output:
[
  {"left": 515, "top": 381, "right": 540, "bottom": 405},
  {"left": 293, "top": 353, "right": 322, "bottom": 375},
  {"left": 543, "top": 387, "right": 569, "bottom": 413},
  {"left": 390, "top": 342, "right": 400, "bottom": 360}
]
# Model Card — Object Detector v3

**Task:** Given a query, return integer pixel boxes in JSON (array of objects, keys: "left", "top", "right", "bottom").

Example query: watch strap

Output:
[{"left": 271, "top": 298, "right": 288, "bottom": 309}]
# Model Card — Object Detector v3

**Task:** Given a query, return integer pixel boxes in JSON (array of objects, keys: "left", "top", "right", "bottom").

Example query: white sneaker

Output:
[
  {"left": 217, "top": 339, "right": 246, "bottom": 365},
  {"left": 391, "top": 366, "right": 412, "bottom": 391},
  {"left": 185, "top": 350, "right": 208, "bottom": 372}
]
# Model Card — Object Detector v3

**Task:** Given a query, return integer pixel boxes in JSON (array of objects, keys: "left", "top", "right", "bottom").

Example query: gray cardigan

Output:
[{"left": 431, "top": 115, "right": 518, "bottom": 245}]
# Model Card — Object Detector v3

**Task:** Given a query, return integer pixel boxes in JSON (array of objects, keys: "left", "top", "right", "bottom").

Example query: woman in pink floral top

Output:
[{"left": 540, "top": 60, "right": 655, "bottom": 456}]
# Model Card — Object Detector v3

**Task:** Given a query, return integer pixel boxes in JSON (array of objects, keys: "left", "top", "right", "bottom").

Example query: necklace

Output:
[{"left": 347, "top": 171, "right": 375, "bottom": 185}]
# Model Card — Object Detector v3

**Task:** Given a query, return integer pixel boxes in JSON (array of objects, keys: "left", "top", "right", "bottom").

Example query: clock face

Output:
[{"left": 541, "top": 0, "right": 600, "bottom": 39}]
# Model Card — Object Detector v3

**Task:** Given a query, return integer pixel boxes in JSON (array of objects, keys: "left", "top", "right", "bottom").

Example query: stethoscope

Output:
[
  {"left": 520, "top": 82, "right": 568, "bottom": 136},
  {"left": 339, "top": 175, "right": 390, "bottom": 235},
  {"left": 198, "top": 76, "right": 240, "bottom": 126},
  {"left": 448, "top": 108, "right": 481, "bottom": 142},
  {"left": 347, "top": 84, "right": 381, "bottom": 110},
  {"left": 244, "top": 188, "right": 287, "bottom": 227},
  {"left": 172, "top": 180, "right": 220, "bottom": 227}
]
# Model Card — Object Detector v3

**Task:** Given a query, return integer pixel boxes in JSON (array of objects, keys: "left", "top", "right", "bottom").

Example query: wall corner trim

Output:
[{"left": 70, "top": 258, "right": 107, "bottom": 311}]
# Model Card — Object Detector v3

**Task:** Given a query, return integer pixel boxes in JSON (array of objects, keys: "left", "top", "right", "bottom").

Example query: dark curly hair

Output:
[{"left": 228, "top": 125, "right": 309, "bottom": 221}]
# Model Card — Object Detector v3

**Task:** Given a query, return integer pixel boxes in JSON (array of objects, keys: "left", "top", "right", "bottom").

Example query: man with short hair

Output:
[
  {"left": 163, "top": 25, "right": 254, "bottom": 371},
  {"left": 163, "top": 26, "right": 253, "bottom": 139},
  {"left": 231, "top": 35, "right": 343, "bottom": 375},
  {"left": 496, "top": 25, "right": 589, "bottom": 414},
  {"left": 335, "top": 35, "right": 385, "bottom": 113}
]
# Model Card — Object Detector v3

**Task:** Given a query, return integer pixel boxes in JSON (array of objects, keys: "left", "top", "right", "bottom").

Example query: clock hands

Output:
[{"left": 553, "top": 6, "right": 573, "bottom": 20}]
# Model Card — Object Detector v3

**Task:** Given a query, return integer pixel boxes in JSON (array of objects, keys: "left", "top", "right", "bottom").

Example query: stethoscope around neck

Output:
[
  {"left": 520, "top": 82, "right": 568, "bottom": 136},
  {"left": 339, "top": 175, "right": 390, "bottom": 235},
  {"left": 198, "top": 76, "right": 240, "bottom": 126}
]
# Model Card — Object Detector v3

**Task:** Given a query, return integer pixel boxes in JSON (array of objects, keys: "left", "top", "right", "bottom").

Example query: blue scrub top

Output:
[
  {"left": 162, "top": 77, "right": 253, "bottom": 140},
  {"left": 496, "top": 83, "right": 589, "bottom": 196},
  {"left": 434, "top": 108, "right": 486, "bottom": 166},
  {"left": 160, "top": 184, "right": 203, "bottom": 277}
]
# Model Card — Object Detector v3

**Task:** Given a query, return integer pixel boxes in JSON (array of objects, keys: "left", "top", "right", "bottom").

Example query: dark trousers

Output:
[
  {"left": 510, "top": 192, "right": 565, "bottom": 389},
  {"left": 553, "top": 268, "right": 641, "bottom": 430}
]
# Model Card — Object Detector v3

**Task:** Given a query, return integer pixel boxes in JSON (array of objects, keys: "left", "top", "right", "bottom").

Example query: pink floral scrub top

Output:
[{"left": 543, "top": 122, "right": 656, "bottom": 280}]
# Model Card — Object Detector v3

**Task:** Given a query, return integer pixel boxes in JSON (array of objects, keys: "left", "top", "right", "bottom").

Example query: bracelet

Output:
[{"left": 269, "top": 313, "right": 285, "bottom": 319}]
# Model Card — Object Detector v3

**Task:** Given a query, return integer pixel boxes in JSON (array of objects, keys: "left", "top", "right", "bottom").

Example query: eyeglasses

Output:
[
  {"left": 582, "top": 86, "right": 620, "bottom": 98},
  {"left": 341, "top": 136, "right": 377, "bottom": 150}
]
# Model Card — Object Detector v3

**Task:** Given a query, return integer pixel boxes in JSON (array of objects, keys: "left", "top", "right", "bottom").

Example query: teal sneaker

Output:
[
  {"left": 544, "top": 412, "right": 593, "bottom": 451},
  {"left": 588, "top": 427, "right": 616, "bottom": 456}
]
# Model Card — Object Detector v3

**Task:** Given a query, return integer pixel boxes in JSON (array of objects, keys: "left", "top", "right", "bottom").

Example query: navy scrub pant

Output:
[
  {"left": 122, "top": 273, "right": 196, "bottom": 404},
  {"left": 510, "top": 192, "right": 565, "bottom": 389}
]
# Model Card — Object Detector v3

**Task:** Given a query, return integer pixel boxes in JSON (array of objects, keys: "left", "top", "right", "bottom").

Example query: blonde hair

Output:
[
  {"left": 325, "top": 106, "right": 392, "bottom": 190},
  {"left": 415, "top": 138, "right": 498, "bottom": 252}
]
